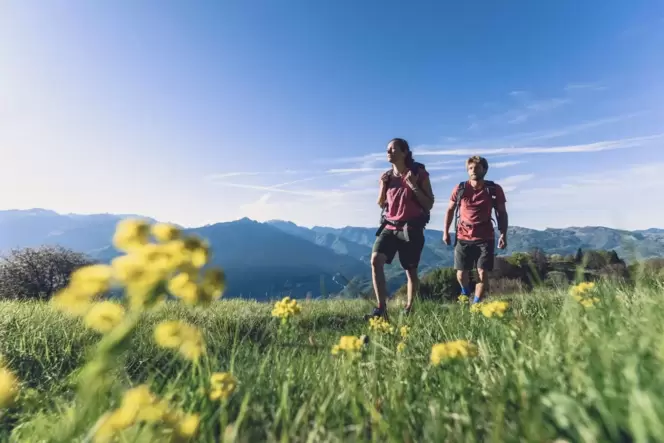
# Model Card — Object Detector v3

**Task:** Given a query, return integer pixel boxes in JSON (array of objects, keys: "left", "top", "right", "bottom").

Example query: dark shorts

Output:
[
  {"left": 372, "top": 228, "right": 425, "bottom": 270},
  {"left": 454, "top": 239, "right": 495, "bottom": 271}
]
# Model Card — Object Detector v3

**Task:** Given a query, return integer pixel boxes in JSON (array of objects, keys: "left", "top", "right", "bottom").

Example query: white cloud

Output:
[
  {"left": 468, "top": 92, "right": 572, "bottom": 129},
  {"left": 495, "top": 174, "right": 535, "bottom": 192},
  {"left": 505, "top": 162, "right": 664, "bottom": 230},
  {"left": 564, "top": 82, "right": 607, "bottom": 92},
  {"left": 430, "top": 174, "right": 453, "bottom": 183},
  {"left": 326, "top": 167, "right": 385, "bottom": 174},
  {"left": 413, "top": 133, "right": 664, "bottom": 156},
  {"left": 491, "top": 160, "right": 524, "bottom": 168}
]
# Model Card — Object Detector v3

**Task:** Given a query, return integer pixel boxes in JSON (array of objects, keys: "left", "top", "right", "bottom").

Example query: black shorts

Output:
[
  {"left": 372, "top": 228, "right": 425, "bottom": 270},
  {"left": 454, "top": 239, "right": 495, "bottom": 271}
]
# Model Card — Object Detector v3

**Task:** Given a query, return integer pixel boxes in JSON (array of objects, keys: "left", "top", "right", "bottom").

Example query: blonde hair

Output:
[{"left": 466, "top": 155, "right": 488, "bottom": 171}]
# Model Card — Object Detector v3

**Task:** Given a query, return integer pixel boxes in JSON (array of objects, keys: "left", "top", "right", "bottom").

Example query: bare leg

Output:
[
  {"left": 476, "top": 269, "right": 489, "bottom": 300},
  {"left": 405, "top": 267, "right": 419, "bottom": 309},
  {"left": 371, "top": 252, "right": 388, "bottom": 310},
  {"left": 456, "top": 270, "right": 469, "bottom": 293}
]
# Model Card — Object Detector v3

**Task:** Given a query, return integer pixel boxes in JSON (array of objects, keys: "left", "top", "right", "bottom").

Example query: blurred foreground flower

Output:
[
  {"left": 0, "top": 366, "right": 19, "bottom": 408},
  {"left": 154, "top": 320, "right": 206, "bottom": 361},
  {"left": 457, "top": 294, "right": 469, "bottom": 304},
  {"left": 430, "top": 340, "right": 477, "bottom": 366},
  {"left": 470, "top": 300, "right": 510, "bottom": 318},
  {"left": 84, "top": 302, "right": 126, "bottom": 334},
  {"left": 209, "top": 372, "right": 238, "bottom": 401},
  {"left": 331, "top": 336, "right": 364, "bottom": 356},
  {"left": 94, "top": 384, "right": 199, "bottom": 442}
]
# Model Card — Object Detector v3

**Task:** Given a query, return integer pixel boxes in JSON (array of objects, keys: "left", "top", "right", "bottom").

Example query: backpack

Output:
[
  {"left": 375, "top": 162, "right": 430, "bottom": 240},
  {"left": 453, "top": 180, "right": 498, "bottom": 244}
]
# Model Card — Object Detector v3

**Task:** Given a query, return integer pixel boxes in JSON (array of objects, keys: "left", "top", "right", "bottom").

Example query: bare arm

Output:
[
  {"left": 495, "top": 200, "right": 508, "bottom": 237},
  {"left": 444, "top": 199, "right": 456, "bottom": 234},
  {"left": 412, "top": 174, "right": 435, "bottom": 211}
]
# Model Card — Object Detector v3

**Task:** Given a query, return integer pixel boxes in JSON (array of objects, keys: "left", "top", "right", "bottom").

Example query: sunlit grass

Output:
[{"left": 1, "top": 277, "right": 664, "bottom": 442}]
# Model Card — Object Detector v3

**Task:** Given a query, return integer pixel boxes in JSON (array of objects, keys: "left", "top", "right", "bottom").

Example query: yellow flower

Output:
[
  {"left": 368, "top": 316, "right": 394, "bottom": 334},
  {"left": 182, "top": 236, "right": 210, "bottom": 268},
  {"left": 121, "top": 384, "right": 169, "bottom": 423},
  {"left": 331, "top": 335, "right": 364, "bottom": 356},
  {"left": 476, "top": 300, "right": 509, "bottom": 318},
  {"left": 569, "top": 282, "right": 600, "bottom": 307},
  {"left": 84, "top": 301, "right": 126, "bottom": 333},
  {"left": 400, "top": 326, "right": 410, "bottom": 339},
  {"left": 69, "top": 264, "right": 114, "bottom": 296},
  {"left": 168, "top": 273, "right": 200, "bottom": 304},
  {"left": 430, "top": 340, "right": 477, "bottom": 366},
  {"left": 396, "top": 341, "right": 406, "bottom": 353},
  {"left": 112, "top": 219, "right": 151, "bottom": 252},
  {"left": 0, "top": 367, "right": 19, "bottom": 408},
  {"left": 171, "top": 413, "right": 200, "bottom": 441},
  {"left": 271, "top": 296, "right": 301, "bottom": 319},
  {"left": 154, "top": 321, "right": 206, "bottom": 361},
  {"left": 50, "top": 287, "right": 95, "bottom": 316},
  {"left": 209, "top": 372, "right": 237, "bottom": 401},
  {"left": 200, "top": 267, "right": 226, "bottom": 302},
  {"left": 151, "top": 223, "right": 181, "bottom": 243},
  {"left": 457, "top": 294, "right": 469, "bottom": 304}
]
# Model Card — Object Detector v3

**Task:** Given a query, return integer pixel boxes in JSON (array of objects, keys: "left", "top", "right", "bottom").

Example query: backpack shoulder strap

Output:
[
  {"left": 483, "top": 180, "right": 498, "bottom": 208},
  {"left": 455, "top": 181, "right": 466, "bottom": 205}
]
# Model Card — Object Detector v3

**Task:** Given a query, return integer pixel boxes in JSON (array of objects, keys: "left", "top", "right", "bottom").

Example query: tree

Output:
[
  {"left": 575, "top": 248, "right": 583, "bottom": 264},
  {"left": 0, "top": 245, "right": 95, "bottom": 300}
]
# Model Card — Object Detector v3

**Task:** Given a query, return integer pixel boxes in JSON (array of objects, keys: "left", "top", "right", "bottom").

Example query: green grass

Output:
[{"left": 1, "top": 280, "right": 664, "bottom": 442}]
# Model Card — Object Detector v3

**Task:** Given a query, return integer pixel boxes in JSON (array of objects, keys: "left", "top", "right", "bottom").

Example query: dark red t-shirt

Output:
[
  {"left": 449, "top": 181, "right": 506, "bottom": 241},
  {"left": 384, "top": 166, "right": 430, "bottom": 230}
]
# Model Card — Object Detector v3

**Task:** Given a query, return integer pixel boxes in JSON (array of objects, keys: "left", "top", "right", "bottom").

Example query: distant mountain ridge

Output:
[{"left": 1, "top": 209, "right": 663, "bottom": 299}]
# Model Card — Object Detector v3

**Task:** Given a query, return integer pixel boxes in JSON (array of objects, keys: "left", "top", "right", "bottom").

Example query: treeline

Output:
[{"left": 389, "top": 248, "right": 664, "bottom": 302}]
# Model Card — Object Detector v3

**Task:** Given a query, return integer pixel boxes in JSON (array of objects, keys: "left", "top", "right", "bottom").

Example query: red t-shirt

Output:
[
  {"left": 384, "top": 166, "right": 430, "bottom": 230},
  {"left": 449, "top": 181, "right": 506, "bottom": 241}
]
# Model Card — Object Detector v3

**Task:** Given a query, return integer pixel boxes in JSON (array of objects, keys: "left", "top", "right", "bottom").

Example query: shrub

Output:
[
  {"left": 489, "top": 277, "right": 526, "bottom": 295},
  {"left": 394, "top": 267, "right": 460, "bottom": 302},
  {"left": 0, "top": 246, "right": 95, "bottom": 301}
]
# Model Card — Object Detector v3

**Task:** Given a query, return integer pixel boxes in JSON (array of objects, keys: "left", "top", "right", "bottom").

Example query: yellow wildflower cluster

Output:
[
  {"left": 457, "top": 294, "right": 469, "bottom": 304},
  {"left": 0, "top": 366, "right": 19, "bottom": 409},
  {"left": 430, "top": 340, "right": 477, "bottom": 366},
  {"left": 271, "top": 296, "right": 301, "bottom": 320},
  {"left": 94, "top": 384, "right": 199, "bottom": 443},
  {"left": 51, "top": 219, "right": 226, "bottom": 322},
  {"left": 209, "top": 372, "right": 238, "bottom": 401},
  {"left": 331, "top": 336, "right": 364, "bottom": 356},
  {"left": 368, "top": 316, "right": 394, "bottom": 334},
  {"left": 400, "top": 326, "right": 410, "bottom": 339},
  {"left": 470, "top": 300, "right": 510, "bottom": 318},
  {"left": 396, "top": 341, "right": 406, "bottom": 353},
  {"left": 569, "top": 281, "right": 600, "bottom": 308},
  {"left": 154, "top": 320, "right": 206, "bottom": 362}
]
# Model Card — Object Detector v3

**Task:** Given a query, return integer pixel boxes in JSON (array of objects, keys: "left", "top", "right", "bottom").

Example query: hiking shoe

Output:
[{"left": 363, "top": 307, "right": 387, "bottom": 321}]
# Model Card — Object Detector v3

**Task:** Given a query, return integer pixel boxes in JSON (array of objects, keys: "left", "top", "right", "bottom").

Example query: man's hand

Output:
[
  {"left": 442, "top": 231, "right": 451, "bottom": 245},
  {"left": 405, "top": 170, "right": 419, "bottom": 190},
  {"left": 497, "top": 234, "right": 507, "bottom": 249}
]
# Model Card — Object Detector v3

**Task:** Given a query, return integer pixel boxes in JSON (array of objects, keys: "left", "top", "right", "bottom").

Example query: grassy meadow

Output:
[{"left": 2, "top": 279, "right": 664, "bottom": 442}]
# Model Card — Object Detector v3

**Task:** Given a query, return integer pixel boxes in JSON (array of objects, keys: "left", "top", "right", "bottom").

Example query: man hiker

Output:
[
  {"left": 366, "top": 138, "right": 435, "bottom": 320},
  {"left": 442, "top": 155, "right": 508, "bottom": 304}
]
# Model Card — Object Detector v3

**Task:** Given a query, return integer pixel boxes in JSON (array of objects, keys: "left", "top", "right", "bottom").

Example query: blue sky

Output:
[{"left": 1, "top": 1, "right": 663, "bottom": 230}]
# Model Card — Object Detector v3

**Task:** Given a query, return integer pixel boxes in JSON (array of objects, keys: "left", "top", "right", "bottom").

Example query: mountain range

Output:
[{"left": 1, "top": 209, "right": 663, "bottom": 300}]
